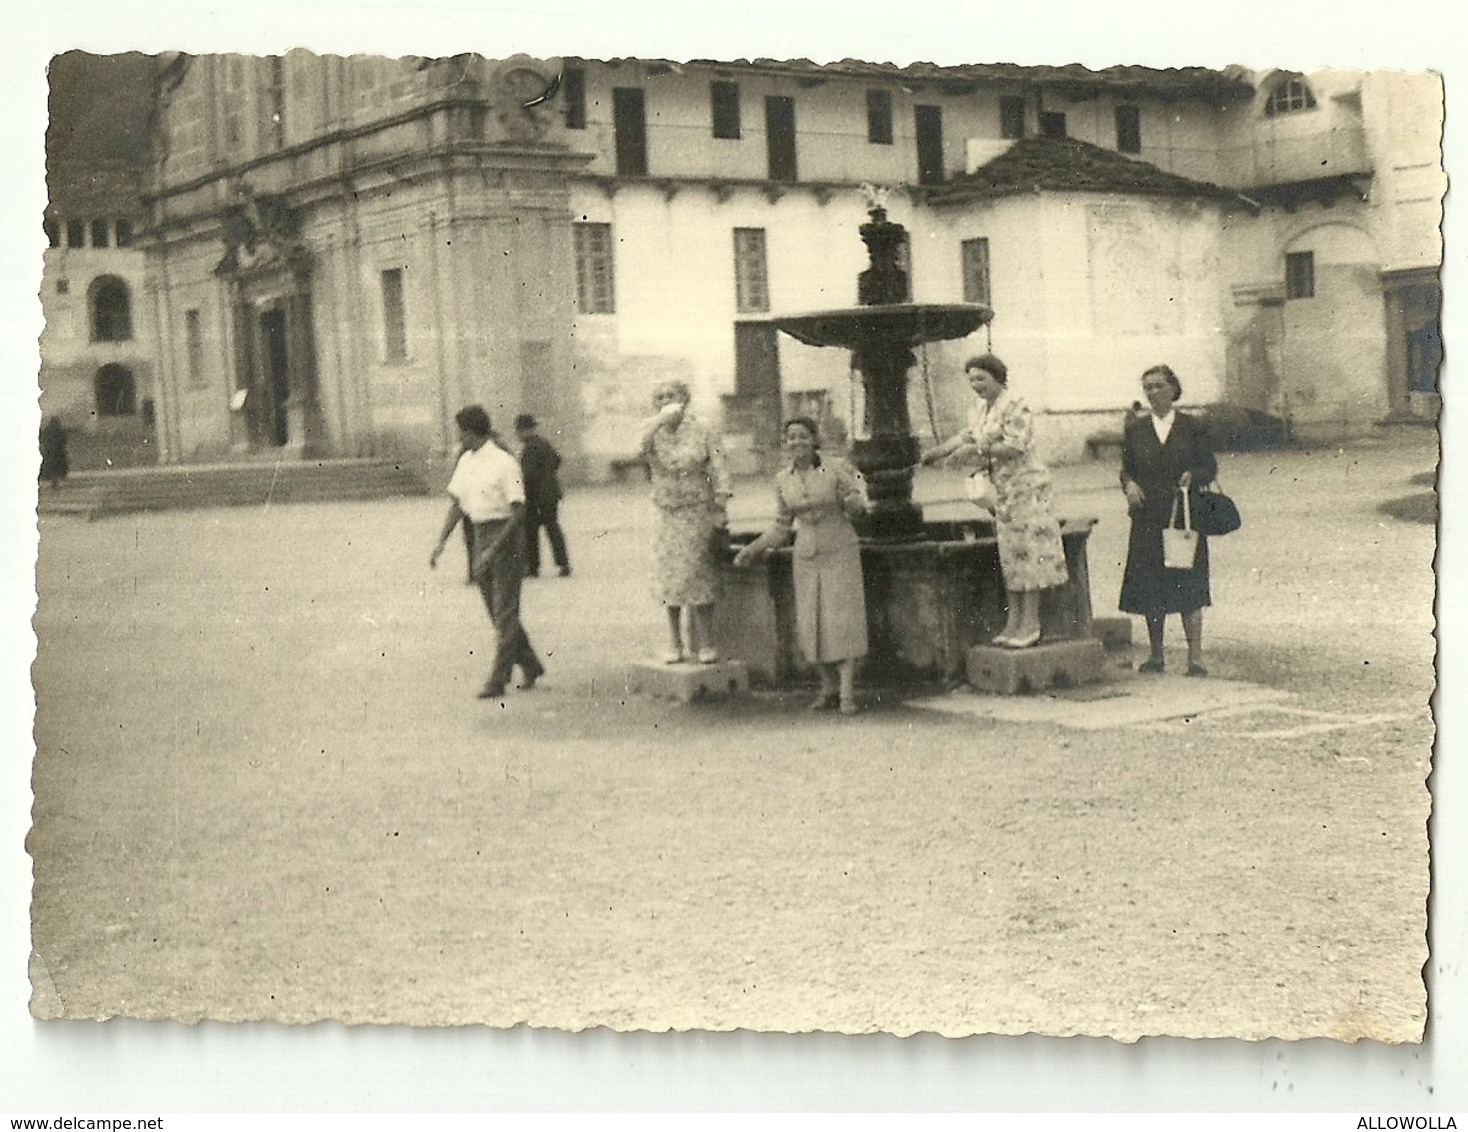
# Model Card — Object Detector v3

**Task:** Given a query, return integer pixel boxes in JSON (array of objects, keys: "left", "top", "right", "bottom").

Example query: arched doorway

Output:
[{"left": 88, "top": 276, "right": 133, "bottom": 342}]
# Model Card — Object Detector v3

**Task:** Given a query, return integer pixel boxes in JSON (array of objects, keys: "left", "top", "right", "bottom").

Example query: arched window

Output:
[
  {"left": 1265, "top": 78, "right": 1317, "bottom": 116},
  {"left": 89, "top": 276, "right": 133, "bottom": 342},
  {"left": 94, "top": 365, "right": 137, "bottom": 417}
]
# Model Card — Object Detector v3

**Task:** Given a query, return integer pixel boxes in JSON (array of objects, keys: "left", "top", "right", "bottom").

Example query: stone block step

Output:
[
  {"left": 625, "top": 659, "right": 749, "bottom": 703},
  {"left": 965, "top": 638, "right": 1110, "bottom": 696}
]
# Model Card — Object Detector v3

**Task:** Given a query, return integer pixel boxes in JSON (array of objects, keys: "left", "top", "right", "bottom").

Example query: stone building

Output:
[
  {"left": 41, "top": 51, "right": 159, "bottom": 469},
  {"left": 117, "top": 53, "right": 1444, "bottom": 477}
]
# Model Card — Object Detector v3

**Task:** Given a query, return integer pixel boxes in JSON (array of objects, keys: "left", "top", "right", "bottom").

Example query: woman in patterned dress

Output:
[
  {"left": 921, "top": 354, "right": 1069, "bottom": 648},
  {"left": 638, "top": 379, "right": 733, "bottom": 664},
  {"left": 733, "top": 417, "right": 869, "bottom": 714}
]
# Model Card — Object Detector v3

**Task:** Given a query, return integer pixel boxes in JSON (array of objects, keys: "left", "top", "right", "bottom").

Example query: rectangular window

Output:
[
  {"left": 90, "top": 219, "right": 110, "bottom": 248},
  {"left": 185, "top": 309, "right": 206, "bottom": 388},
  {"left": 115, "top": 219, "right": 134, "bottom": 246},
  {"left": 961, "top": 238, "right": 991, "bottom": 306},
  {"left": 267, "top": 55, "right": 286, "bottom": 149},
  {"left": 866, "top": 89, "right": 893, "bottom": 145},
  {"left": 562, "top": 66, "right": 586, "bottom": 130},
  {"left": 573, "top": 223, "right": 616, "bottom": 314},
  {"left": 43, "top": 218, "right": 60, "bottom": 248},
  {"left": 999, "top": 95, "right": 1026, "bottom": 140},
  {"left": 1115, "top": 105, "right": 1142, "bottom": 153},
  {"left": 1285, "top": 251, "right": 1315, "bottom": 299},
  {"left": 381, "top": 268, "right": 408, "bottom": 361},
  {"left": 223, "top": 56, "right": 245, "bottom": 146},
  {"left": 915, "top": 104, "right": 945, "bottom": 186},
  {"left": 66, "top": 220, "right": 86, "bottom": 248},
  {"left": 765, "top": 95, "right": 797, "bottom": 182},
  {"left": 710, "top": 80, "right": 741, "bottom": 139},
  {"left": 613, "top": 87, "right": 648, "bottom": 176},
  {"left": 1040, "top": 111, "right": 1067, "bottom": 139},
  {"left": 733, "top": 228, "right": 770, "bottom": 313}
]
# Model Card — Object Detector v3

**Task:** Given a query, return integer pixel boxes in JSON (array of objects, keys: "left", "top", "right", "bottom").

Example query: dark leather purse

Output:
[{"left": 1194, "top": 482, "right": 1242, "bottom": 536}]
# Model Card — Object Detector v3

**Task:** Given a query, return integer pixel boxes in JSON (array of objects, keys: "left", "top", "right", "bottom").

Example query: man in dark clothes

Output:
[
  {"left": 514, "top": 413, "right": 571, "bottom": 578},
  {"left": 39, "top": 416, "right": 69, "bottom": 489}
]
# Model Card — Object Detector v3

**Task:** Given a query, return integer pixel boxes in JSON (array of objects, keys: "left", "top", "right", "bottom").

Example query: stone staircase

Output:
[{"left": 36, "top": 459, "right": 431, "bottom": 520}]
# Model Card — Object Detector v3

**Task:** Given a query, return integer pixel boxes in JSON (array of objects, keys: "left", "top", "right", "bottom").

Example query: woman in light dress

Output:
[
  {"left": 734, "top": 417, "right": 869, "bottom": 714},
  {"left": 921, "top": 354, "right": 1069, "bottom": 647},
  {"left": 638, "top": 379, "right": 732, "bottom": 664}
]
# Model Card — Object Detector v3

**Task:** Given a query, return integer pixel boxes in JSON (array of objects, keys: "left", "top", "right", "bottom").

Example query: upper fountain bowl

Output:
[{"left": 768, "top": 302, "right": 994, "bottom": 351}]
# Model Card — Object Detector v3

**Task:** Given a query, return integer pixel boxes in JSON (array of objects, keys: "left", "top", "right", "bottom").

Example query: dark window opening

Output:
[
  {"left": 1285, "top": 251, "right": 1315, "bottom": 299},
  {"left": 573, "top": 222, "right": 616, "bottom": 314},
  {"left": 915, "top": 104, "right": 945, "bottom": 186},
  {"left": 186, "top": 309, "right": 206, "bottom": 388},
  {"left": 90, "top": 219, "right": 110, "bottom": 248},
  {"left": 866, "top": 89, "right": 893, "bottom": 145},
  {"left": 267, "top": 55, "right": 286, "bottom": 148},
  {"left": 1266, "top": 78, "right": 1317, "bottom": 116},
  {"left": 1115, "top": 105, "right": 1142, "bottom": 153},
  {"left": 563, "top": 66, "right": 587, "bottom": 129},
  {"left": 115, "top": 219, "right": 134, "bottom": 247},
  {"left": 1040, "top": 111, "right": 1067, "bottom": 139},
  {"left": 999, "top": 95, "right": 1026, "bottom": 140},
  {"left": 66, "top": 220, "right": 86, "bottom": 248},
  {"left": 765, "top": 95, "right": 797, "bottom": 182},
  {"left": 711, "top": 80, "right": 741, "bottom": 139},
  {"left": 43, "top": 218, "right": 60, "bottom": 248},
  {"left": 381, "top": 268, "right": 407, "bottom": 361},
  {"left": 961, "top": 238, "right": 991, "bottom": 306},
  {"left": 89, "top": 276, "right": 133, "bottom": 342},
  {"left": 94, "top": 364, "right": 136, "bottom": 417},
  {"left": 613, "top": 87, "right": 648, "bottom": 176}
]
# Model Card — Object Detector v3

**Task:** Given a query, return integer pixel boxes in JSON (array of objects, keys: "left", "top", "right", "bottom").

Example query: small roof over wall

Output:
[{"left": 926, "top": 136, "right": 1256, "bottom": 210}]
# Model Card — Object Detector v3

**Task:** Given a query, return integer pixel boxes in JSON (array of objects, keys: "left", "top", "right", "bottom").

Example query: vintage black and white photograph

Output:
[{"left": 6, "top": 0, "right": 1464, "bottom": 1111}]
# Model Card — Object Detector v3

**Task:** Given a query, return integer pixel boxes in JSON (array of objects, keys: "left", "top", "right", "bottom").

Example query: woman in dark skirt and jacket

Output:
[{"left": 1118, "top": 365, "right": 1218, "bottom": 676}]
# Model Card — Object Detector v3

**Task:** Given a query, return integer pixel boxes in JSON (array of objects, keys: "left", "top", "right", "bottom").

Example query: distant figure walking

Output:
[
  {"left": 39, "top": 416, "right": 69, "bottom": 489},
  {"left": 638, "top": 379, "right": 732, "bottom": 665},
  {"left": 1118, "top": 364, "right": 1219, "bottom": 677},
  {"left": 514, "top": 413, "right": 571, "bottom": 578},
  {"left": 430, "top": 405, "right": 545, "bottom": 700}
]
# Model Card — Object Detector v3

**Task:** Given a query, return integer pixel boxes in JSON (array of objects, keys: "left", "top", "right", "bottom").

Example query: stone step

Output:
[
  {"left": 965, "top": 638, "right": 1110, "bottom": 696},
  {"left": 38, "top": 460, "right": 430, "bottom": 519},
  {"left": 625, "top": 659, "right": 750, "bottom": 703}
]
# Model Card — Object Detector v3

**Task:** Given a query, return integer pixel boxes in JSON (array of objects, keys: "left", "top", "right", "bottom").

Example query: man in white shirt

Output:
[{"left": 430, "top": 404, "right": 545, "bottom": 699}]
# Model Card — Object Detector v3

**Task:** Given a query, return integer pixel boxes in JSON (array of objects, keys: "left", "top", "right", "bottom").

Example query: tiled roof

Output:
[
  {"left": 613, "top": 57, "right": 1255, "bottom": 102},
  {"left": 928, "top": 136, "right": 1249, "bottom": 207}
]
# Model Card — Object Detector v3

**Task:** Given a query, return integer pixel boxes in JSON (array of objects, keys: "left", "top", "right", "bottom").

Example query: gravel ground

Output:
[{"left": 28, "top": 432, "right": 1436, "bottom": 1040}]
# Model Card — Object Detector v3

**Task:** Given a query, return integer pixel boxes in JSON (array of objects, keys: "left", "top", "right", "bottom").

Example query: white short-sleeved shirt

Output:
[{"left": 446, "top": 441, "right": 525, "bottom": 521}]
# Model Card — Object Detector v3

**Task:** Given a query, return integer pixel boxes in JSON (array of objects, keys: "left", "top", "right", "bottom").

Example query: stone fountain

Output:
[{"left": 712, "top": 199, "right": 1111, "bottom": 694}]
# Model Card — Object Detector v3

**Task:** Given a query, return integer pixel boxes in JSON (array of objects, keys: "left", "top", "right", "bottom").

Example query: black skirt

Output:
[{"left": 1118, "top": 509, "right": 1211, "bottom": 616}]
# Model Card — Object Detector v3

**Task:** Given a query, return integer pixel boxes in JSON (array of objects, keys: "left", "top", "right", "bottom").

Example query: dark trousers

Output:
[
  {"left": 471, "top": 520, "right": 544, "bottom": 690},
  {"left": 524, "top": 501, "right": 570, "bottom": 575}
]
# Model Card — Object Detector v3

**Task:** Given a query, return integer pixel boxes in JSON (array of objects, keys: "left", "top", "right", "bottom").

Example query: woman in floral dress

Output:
[
  {"left": 921, "top": 354, "right": 1069, "bottom": 647},
  {"left": 638, "top": 379, "right": 732, "bottom": 664}
]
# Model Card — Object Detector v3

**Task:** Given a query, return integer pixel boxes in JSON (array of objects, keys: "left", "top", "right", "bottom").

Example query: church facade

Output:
[{"left": 134, "top": 53, "right": 1443, "bottom": 479}]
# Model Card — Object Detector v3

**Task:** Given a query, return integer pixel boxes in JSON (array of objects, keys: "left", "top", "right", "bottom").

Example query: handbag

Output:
[
  {"left": 1162, "top": 489, "right": 1199, "bottom": 570},
  {"left": 1194, "top": 481, "right": 1242, "bottom": 537},
  {"left": 964, "top": 470, "right": 997, "bottom": 514}
]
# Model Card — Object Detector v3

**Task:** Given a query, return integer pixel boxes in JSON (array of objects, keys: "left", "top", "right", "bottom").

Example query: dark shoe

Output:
[
  {"left": 477, "top": 682, "right": 507, "bottom": 700},
  {"left": 518, "top": 667, "right": 545, "bottom": 691},
  {"left": 557, "top": 566, "right": 572, "bottom": 577},
  {"left": 1137, "top": 659, "right": 1165, "bottom": 674},
  {"left": 1187, "top": 664, "right": 1209, "bottom": 678}
]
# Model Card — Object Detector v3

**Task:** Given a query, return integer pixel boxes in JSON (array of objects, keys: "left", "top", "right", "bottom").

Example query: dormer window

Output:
[{"left": 1265, "top": 78, "right": 1317, "bottom": 116}]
